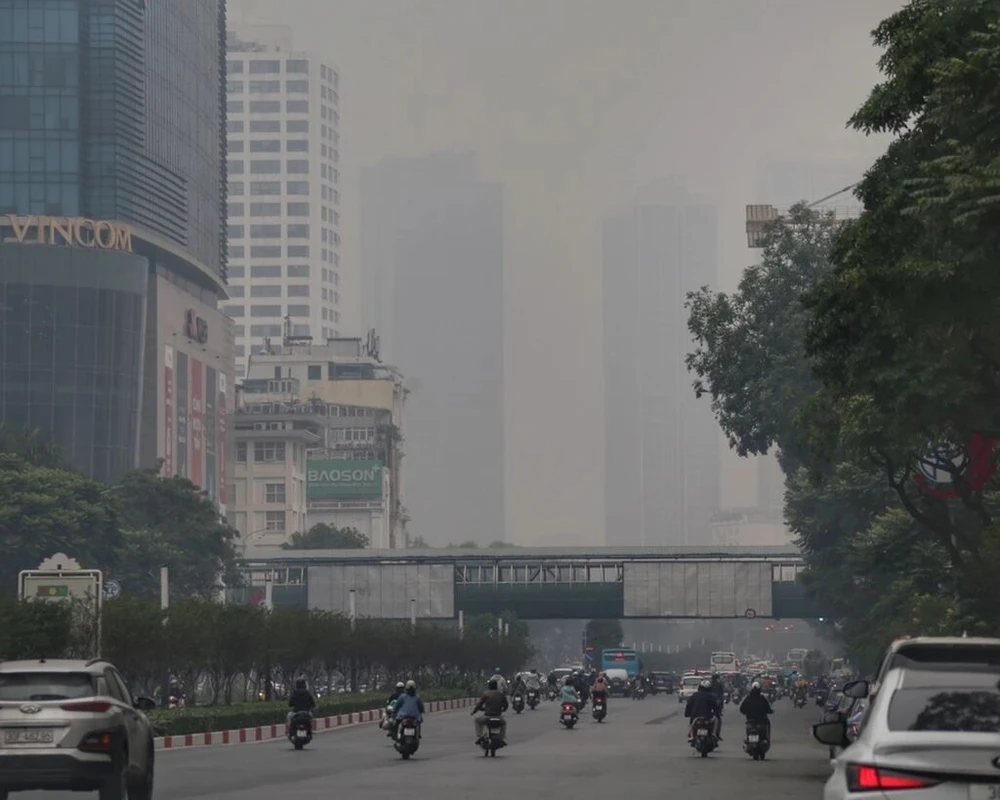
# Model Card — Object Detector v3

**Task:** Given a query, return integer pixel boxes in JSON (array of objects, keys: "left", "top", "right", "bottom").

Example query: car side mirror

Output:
[
  {"left": 843, "top": 680, "right": 869, "bottom": 699},
  {"left": 134, "top": 696, "right": 157, "bottom": 712},
  {"left": 812, "top": 720, "right": 850, "bottom": 748}
]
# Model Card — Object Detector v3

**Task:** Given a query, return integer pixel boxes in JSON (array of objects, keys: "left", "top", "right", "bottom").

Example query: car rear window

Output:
[
  {"left": 0, "top": 673, "right": 95, "bottom": 702},
  {"left": 887, "top": 688, "right": 1000, "bottom": 733},
  {"left": 891, "top": 646, "right": 1000, "bottom": 671},
  {"left": 683, "top": 677, "right": 701, "bottom": 686}
]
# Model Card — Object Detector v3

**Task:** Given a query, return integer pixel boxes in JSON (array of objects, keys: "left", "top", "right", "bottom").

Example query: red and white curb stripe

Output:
[{"left": 155, "top": 696, "right": 476, "bottom": 750}]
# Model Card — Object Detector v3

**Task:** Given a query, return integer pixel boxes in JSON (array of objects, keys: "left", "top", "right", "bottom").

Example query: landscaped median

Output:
[{"left": 148, "top": 689, "right": 476, "bottom": 750}]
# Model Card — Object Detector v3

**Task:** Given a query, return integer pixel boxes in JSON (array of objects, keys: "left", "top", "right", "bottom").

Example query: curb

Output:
[{"left": 155, "top": 696, "right": 476, "bottom": 750}]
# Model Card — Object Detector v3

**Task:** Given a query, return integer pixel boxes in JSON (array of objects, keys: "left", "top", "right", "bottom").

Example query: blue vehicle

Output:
[{"left": 600, "top": 648, "right": 641, "bottom": 677}]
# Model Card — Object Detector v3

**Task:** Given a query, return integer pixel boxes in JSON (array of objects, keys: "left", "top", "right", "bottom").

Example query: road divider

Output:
[{"left": 156, "top": 696, "right": 477, "bottom": 750}]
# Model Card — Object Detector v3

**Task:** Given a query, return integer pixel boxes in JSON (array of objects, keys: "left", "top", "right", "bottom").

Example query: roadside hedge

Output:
[{"left": 148, "top": 688, "right": 472, "bottom": 735}]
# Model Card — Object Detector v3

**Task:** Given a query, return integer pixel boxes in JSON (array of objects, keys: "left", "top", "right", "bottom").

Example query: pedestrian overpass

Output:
[{"left": 234, "top": 545, "right": 826, "bottom": 620}]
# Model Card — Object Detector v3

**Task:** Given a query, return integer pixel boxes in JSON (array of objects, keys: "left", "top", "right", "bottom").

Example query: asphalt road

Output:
[{"left": 32, "top": 694, "right": 833, "bottom": 799}]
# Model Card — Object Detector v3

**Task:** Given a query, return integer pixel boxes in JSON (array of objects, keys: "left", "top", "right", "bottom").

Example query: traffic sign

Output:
[{"left": 103, "top": 580, "right": 121, "bottom": 600}]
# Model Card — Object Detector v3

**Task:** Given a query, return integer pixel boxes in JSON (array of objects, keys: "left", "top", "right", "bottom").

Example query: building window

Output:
[
  {"left": 251, "top": 265, "right": 282, "bottom": 278},
  {"left": 287, "top": 224, "right": 309, "bottom": 238},
  {"left": 286, "top": 80, "right": 309, "bottom": 93},
  {"left": 250, "top": 160, "right": 281, "bottom": 174},
  {"left": 250, "top": 181, "right": 281, "bottom": 196},
  {"left": 250, "top": 119, "right": 281, "bottom": 133},
  {"left": 251, "top": 324, "right": 282, "bottom": 337},
  {"left": 228, "top": 224, "right": 244, "bottom": 239},
  {"left": 227, "top": 159, "right": 245, "bottom": 175},
  {"left": 307, "top": 365, "right": 322, "bottom": 380},
  {"left": 286, "top": 140, "right": 309, "bottom": 152},
  {"left": 254, "top": 441, "right": 286, "bottom": 462},
  {"left": 265, "top": 511, "right": 286, "bottom": 531},
  {"left": 251, "top": 305, "right": 282, "bottom": 317},
  {"left": 249, "top": 60, "right": 280, "bottom": 74},
  {"left": 288, "top": 284, "right": 310, "bottom": 297},
  {"left": 228, "top": 286, "right": 245, "bottom": 298},
  {"left": 265, "top": 483, "right": 286, "bottom": 503},
  {"left": 288, "top": 265, "right": 309, "bottom": 277},
  {"left": 223, "top": 305, "right": 245, "bottom": 317},
  {"left": 228, "top": 60, "right": 245, "bottom": 74},
  {"left": 286, "top": 59, "right": 309, "bottom": 74},
  {"left": 227, "top": 101, "right": 244, "bottom": 114},
  {"left": 251, "top": 285, "right": 281, "bottom": 298},
  {"left": 227, "top": 80, "right": 244, "bottom": 93},
  {"left": 228, "top": 140, "right": 245, "bottom": 153},
  {"left": 250, "top": 202, "right": 282, "bottom": 216},
  {"left": 229, "top": 180, "right": 245, "bottom": 195},
  {"left": 287, "top": 120, "right": 309, "bottom": 133},
  {"left": 249, "top": 80, "right": 281, "bottom": 93},
  {"left": 249, "top": 245, "right": 282, "bottom": 258},
  {"left": 236, "top": 442, "right": 248, "bottom": 462},
  {"left": 248, "top": 100, "right": 281, "bottom": 114},
  {"left": 287, "top": 159, "right": 309, "bottom": 174},
  {"left": 229, "top": 120, "right": 245, "bottom": 133},
  {"left": 286, "top": 100, "right": 309, "bottom": 113},
  {"left": 287, "top": 304, "right": 310, "bottom": 317},
  {"left": 287, "top": 246, "right": 310, "bottom": 257},
  {"left": 286, "top": 181, "right": 309, "bottom": 195},
  {"left": 229, "top": 266, "right": 245, "bottom": 278},
  {"left": 250, "top": 139, "right": 281, "bottom": 153},
  {"left": 250, "top": 224, "right": 281, "bottom": 238},
  {"left": 287, "top": 202, "right": 309, "bottom": 216},
  {"left": 229, "top": 202, "right": 245, "bottom": 216}
]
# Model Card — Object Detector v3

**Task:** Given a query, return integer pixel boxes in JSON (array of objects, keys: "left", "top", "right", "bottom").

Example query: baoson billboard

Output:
[{"left": 307, "top": 460, "right": 383, "bottom": 499}]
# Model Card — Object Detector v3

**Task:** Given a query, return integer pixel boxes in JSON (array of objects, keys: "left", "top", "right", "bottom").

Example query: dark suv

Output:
[{"left": 0, "top": 658, "right": 156, "bottom": 800}]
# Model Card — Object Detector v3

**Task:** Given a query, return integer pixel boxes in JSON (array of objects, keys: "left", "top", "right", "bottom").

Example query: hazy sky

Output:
[{"left": 232, "top": 0, "right": 899, "bottom": 545}]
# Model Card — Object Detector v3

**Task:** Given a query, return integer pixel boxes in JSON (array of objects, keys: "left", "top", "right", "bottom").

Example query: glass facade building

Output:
[{"left": 0, "top": 243, "right": 148, "bottom": 482}]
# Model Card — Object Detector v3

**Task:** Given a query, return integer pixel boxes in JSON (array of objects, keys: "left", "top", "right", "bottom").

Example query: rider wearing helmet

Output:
[
  {"left": 739, "top": 681, "right": 773, "bottom": 742},
  {"left": 592, "top": 671, "right": 609, "bottom": 707},
  {"left": 685, "top": 678, "right": 722, "bottom": 742},
  {"left": 491, "top": 668, "right": 508, "bottom": 694},
  {"left": 393, "top": 679, "right": 425, "bottom": 739},
  {"left": 471, "top": 678, "right": 508, "bottom": 745},
  {"left": 386, "top": 681, "right": 406, "bottom": 707},
  {"left": 287, "top": 677, "right": 316, "bottom": 725}
]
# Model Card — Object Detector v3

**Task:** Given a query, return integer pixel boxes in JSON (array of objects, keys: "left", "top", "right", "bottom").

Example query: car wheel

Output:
[
  {"left": 99, "top": 751, "right": 129, "bottom": 800},
  {"left": 128, "top": 746, "right": 154, "bottom": 800}
]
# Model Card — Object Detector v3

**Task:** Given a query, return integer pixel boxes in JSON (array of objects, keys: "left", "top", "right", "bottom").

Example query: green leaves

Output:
[{"left": 282, "top": 523, "right": 370, "bottom": 550}]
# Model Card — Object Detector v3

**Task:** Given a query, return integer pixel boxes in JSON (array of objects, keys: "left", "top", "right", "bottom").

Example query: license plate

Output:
[
  {"left": 404, "top": 728, "right": 415, "bottom": 737},
  {"left": 3, "top": 729, "right": 54, "bottom": 745},
  {"left": 295, "top": 729, "right": 308, "bottom": 738},
  {"left": 697, "top": 729, "right": 708, "bottom": 736},
  {"left": 562, "top": 714, "right": 573, "bottom": 720},
  {"left": 748, "top": 734, "right": 759, "bottom": 742},
  {"left": 969, "top": 787, "right": 1000, "bottom": 800}
]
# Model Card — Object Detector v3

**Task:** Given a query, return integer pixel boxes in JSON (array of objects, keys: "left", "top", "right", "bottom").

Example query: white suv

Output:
[{"left": 0, "top": 658, "right": 156, "bottom": 800}]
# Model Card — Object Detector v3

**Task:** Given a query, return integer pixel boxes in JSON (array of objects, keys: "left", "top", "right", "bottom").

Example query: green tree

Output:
[
  {"left": 113, "top": 468, "right": 240, "bottom": 599},
  {"left": 282, "top": 523, "right": 370, "bottom": 550},
  {"left": 583, "top": 619, "right": 623, "bottom": 654}
]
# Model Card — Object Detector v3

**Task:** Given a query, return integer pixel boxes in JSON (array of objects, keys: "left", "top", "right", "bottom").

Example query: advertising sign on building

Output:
[
  {"left": 176, "top": 351, "right": 189, "bottom": 478},
  {"left": 164, "top": 346, "right": 174, "bottom": 477},
  {"left": 191, "top": 358, "right": 203, "bottom": 488},
  {"left": 204, "top": 366, "right": 217, "bottom": 500},
  {"left": 307, "top": 460, "right": 384, "bottom": 499}
]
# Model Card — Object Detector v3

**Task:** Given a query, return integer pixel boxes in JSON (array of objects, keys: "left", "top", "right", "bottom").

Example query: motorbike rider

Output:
[
  {"left": 559, "top": 676, "right": 581, "bottom": 705},
  {"left": 524, "top": 670, "right": 542, "bottom": 693},
  {"left": 393, "top": 680, "right": 425, "bottom": 739},
  {"left": 287, "top": 678, "right": 316, "bottom": 725},
  {"left": 738, "top": 681, "right": 773, "bottom": 742},
  {"left": 793, "top": 674, "right": 809, "bottom": 700},
  {"left": 571, "top": 670, "right": 590, "bottom": 704},
  {"left": 709, "top": 673, "right": 726, "bottom": 738},
  {"left": 491, "top": 668, "right": 508, "bottom": 694},
  {"left": 471, "top": 678, "right": 508, "bottom": 745},
  {"left": 686, "top": 679, "right": 722, "bottom": 742},
  {"left": 383, "top": 681, "right": 405, "bottom": 735},
  {"left": 511, "top": 672, "right": 528, "bottom": 697},
  {"left": 592, "top": 672, "right": 609, "bottom": 707}
]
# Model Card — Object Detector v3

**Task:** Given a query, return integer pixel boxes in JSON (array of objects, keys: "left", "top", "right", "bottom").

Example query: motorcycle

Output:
[
  {"left": 479, "top": 716, "right": 506, "bottom": 757},
  {"left": 287, "top": 711, "right": 313, "bottom": 750},
  {"left": 744, "top": 720, "right": 770, "bottom": 761},
  {"left": 632, "top": 682, "right": 646, "bottom": 701},
  {"left": 380, "top": 703, "right": 396, "bottom": 736},
  {"left": 547, "top": 687, "right": 558, "bottom": 702},
  {"left": 560, "top": 701, "right": 579, "bottom": 729},
  {"left": 592, "top": 696, "right": 607, "bottom": 722},
  {"left": 526, "top": 689, "right": 540, "bottom": 710},
  {"left": 512, "top": 693, "right": 525, "bottom": 715},
  {"left": 793, "top": 692, "right": 807, "bottom": 709},
  {"left": 690, "top": 716, "right": 718, "bottom": 757},
  {"left": 394, "top": 716, "right": 420, "bottom": 759}
]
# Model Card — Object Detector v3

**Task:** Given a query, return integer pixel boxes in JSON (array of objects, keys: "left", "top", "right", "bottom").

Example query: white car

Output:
[
  {"left": 814, "top": 666, "right": 1000, "bottom": 800},
  {"left": 677, "top": 674, "right": 703, "bottom": 703}
]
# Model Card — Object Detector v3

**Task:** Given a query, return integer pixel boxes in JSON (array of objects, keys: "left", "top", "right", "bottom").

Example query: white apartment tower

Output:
[{"left": 223, "top": 26, "right": 342, "bottom": 379}]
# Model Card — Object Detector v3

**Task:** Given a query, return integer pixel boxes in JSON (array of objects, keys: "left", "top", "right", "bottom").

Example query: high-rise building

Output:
[
  {"left": 360, "top": 152, "right": 503, "bottom": 546},
  {"left": 0, "top": 0, "right": 233, "bottom": 495},
  {"left": 603, "top": 181, "right": 720, "bottom": 546},
  {"left": 222, "top": 25, "right": 342, "bottom": 378}
]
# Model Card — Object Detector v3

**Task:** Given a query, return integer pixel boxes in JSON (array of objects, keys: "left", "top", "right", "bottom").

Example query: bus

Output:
[
  {"left": 710, "top": 651, "right": 737, "bottom": 673},
  {"left": 600, "top": 648, "right": 641, "bottom": 677},
  {"left": 786, "top": 648, "right": 809, "bottom": 667}
]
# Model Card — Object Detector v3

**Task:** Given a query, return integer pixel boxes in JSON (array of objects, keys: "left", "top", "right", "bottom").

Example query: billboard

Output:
[
  {"left": 306, "top": 459, "right": 383, "bottom": 499},
  {"left": 307, "top": 564, "right": 454, "bottom": 619},
  {"left": 622, "top": 561, "right": 772, "bottom": 618}
]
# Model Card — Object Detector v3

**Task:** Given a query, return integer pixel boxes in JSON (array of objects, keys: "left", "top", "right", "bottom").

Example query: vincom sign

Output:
[
  {"left": 307, "top": 460, "right": 383, "bottom": 499},
  {"left": 3, "top": 214, "right": 133, "bottom": 253}
]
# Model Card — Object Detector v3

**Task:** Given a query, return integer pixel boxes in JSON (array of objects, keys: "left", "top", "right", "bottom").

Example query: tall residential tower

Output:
[{"left": 603, "top": 181, "right": 720, "bottom": 546}]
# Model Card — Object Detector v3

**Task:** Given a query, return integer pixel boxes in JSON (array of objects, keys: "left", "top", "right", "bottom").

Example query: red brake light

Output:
[
  {"left": 847, "top": 764, "right": 938, "bottom": 792},
  {"left": 60, "top": 701, "right": 112, "bottom": 713},
  {"left": 79, "top": 732, "right": 115, "bottom": 752}
]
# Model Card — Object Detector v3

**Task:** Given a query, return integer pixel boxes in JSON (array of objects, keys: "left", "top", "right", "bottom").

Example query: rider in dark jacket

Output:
[
  {"left": 685, "top": 681, "right": 721, "bottom": 741},
  {"left": 287, "top": 679, "right": 316, "bottom": 725},
  {"left": 739, "top": 682, "right": 774, "bottom": 740}
]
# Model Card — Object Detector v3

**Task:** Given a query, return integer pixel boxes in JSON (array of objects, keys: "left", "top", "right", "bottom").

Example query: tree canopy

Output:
[{"left": 282, "top": 523, "right": 370, "bottom": 550}]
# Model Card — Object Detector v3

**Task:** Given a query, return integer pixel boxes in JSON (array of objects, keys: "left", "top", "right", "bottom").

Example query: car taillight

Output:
[
  {"left": 78, "top": 732, "right": 115, "bottom": 752},
  {"left": 846, "top": 764, "right": 939, "bottom": 792},
  {"left": 60, "top": 701, "right": 113, "bottom": 713}
]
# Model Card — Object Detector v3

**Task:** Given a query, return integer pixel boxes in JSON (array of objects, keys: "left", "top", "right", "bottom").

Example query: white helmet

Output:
[
  {"left": 405, "top": 680, "right": 416, "bottom": 690},
  {"left": 751, "top": 681, "right": 761, "bottom": 690},
  {"left": 700, "top": 679, "right": 711, "bottom": 689},
  {"left": 395, "top": 681, "right": 405, "bottom": 689}
]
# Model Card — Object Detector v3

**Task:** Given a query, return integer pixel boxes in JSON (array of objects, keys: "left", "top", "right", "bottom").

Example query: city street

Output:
[{"left": 36, "top": 696, "right": 832, "bottom": 800}]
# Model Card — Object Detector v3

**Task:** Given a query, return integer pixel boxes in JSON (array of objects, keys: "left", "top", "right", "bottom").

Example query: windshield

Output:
[
  {"left": 888, "top": 688, "right": 1000, "bottom": 733},
  {"left": 0, "top": 673, "right": 95, "bottom": 702}
]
